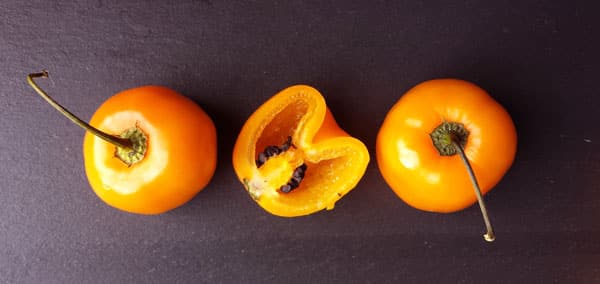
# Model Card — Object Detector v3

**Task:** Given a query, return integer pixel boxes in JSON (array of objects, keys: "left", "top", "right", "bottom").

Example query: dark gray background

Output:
[{"left": 2, "top": 0, "right": 599, "bottom": 283}]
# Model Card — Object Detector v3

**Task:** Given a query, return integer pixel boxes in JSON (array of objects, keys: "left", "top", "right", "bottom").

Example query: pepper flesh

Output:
[{"left": 233, "top": 85, "right": 370, "bottom": 217}]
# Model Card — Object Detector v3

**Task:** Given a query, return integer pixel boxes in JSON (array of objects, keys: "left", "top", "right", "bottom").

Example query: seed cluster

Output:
[
  {"left": 256, "top": 136, "right": 292, "bottom": 167},
  {"left": 280, "top": 164, "right": 307, "bottom": 193},
  {"left": 255, "top": 136, "right": 307, "bottom": 193}
]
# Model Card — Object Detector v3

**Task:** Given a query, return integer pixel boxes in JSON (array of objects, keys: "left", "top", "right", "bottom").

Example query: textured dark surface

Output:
[{"left": 2, "top": 1, "right": 600, "bottom": 283}]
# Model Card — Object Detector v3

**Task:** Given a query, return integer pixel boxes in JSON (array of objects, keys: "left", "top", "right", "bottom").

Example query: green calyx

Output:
[
  {"left": 430, "top": 121, "right": 469, "bottom": 156},
  {"left": 114, "top": 127, "right": 148, "bottom": 166}
]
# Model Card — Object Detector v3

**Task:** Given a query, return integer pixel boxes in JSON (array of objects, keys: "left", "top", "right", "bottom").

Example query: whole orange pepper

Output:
[
  {"left": 233, "top": 85, "right": 370, "bottom": 217},
  {"left": 28, "top": 71, "right": 217, "bottom": 214},
  {"left": 376, "top": 79, "right": 517, "bottom": 241}
]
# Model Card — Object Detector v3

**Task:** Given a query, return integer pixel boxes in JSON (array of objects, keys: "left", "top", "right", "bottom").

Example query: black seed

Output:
[
  {"left": 281, "top": 136, "right": 292, "bottom": 151},
  {"left": 264, "top": 146, "right": 280, "bottom": 157},
  {"left": 257, "top": 137, "right": 297, "bottom": 167},
  {"left": 294, "top": 165, "right": 307, "bottom": 177},
  {"left": 256, "top": 153, "right": 267, "bottom": 167},
  {"left": 289, "top": 178, "right": 300, "bottom": 186},
  {"left": 280, "top": 184, "right": 292, "bottom": 193},
  {"left": 257, "top": 137, "right": 310, "bottom": 192},
  {"left": 277, "top": 163, "right": 308, "bottom": 193},
  {"left": 293, "top": 168, "right": 302, "bottom": 176}
]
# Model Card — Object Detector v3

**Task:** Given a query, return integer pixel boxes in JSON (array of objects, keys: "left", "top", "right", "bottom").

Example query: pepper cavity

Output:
[{"left": 256, "top": 136, "right": 307, "bottom": 193}]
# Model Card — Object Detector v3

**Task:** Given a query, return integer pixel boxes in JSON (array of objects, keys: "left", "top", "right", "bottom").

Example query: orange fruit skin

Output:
[
  {"left": 83, "top": 86, "right": 217, "bottom": 215},
  {"left": 376, "top": 79, "right": 517, "bottom": 213}
]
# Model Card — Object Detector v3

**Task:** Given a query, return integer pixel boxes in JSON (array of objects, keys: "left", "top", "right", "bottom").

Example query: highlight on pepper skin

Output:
[{"left": 232, "top": 85, "right": 370, "bottom": 217}]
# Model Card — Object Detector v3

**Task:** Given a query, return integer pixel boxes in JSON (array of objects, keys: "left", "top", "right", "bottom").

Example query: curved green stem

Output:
[
  {"left": 453, "top": 140, "right": 495, "bottom": 242},
  {"left": 27, "top": 71, "right": 133, "bottom": 150}
]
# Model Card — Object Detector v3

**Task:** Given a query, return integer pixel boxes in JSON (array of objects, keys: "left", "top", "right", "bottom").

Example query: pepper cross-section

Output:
[{"left": 233, "top": 85, "right": 370, "bottom": 217}]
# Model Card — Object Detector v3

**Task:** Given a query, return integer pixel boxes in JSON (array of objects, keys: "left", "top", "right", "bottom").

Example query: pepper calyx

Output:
[
  {"left": 114, "top": 126, "right": 148, "bottom": 166},
  {"left": 430, "top": 121, "right": 469, "bottom": 156}
]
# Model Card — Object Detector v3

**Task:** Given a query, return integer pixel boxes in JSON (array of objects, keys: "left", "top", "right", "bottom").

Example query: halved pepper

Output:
[{"left": 233, "top": 85, "right": 370, "bottom": 217}]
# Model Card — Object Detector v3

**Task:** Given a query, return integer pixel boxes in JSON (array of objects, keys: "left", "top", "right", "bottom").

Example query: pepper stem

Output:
[
  {"left": 27, "top": 71, "right": 133, "bottom": 150},
  {"left": 452, "top": 140, "right": 495, "bottom": 242},
  {"left": 430, "top": 121, "right": 495, "bottom": 242}
]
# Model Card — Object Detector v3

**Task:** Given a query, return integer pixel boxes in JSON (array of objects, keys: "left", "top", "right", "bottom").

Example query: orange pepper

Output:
[
  {"left": 376, "top": 79, "right": 517, "bottom": 241},
  {"left": 233, "top": 85, "right": 370, "bottom": 217},
  {"left": 28, "top": 72, "right": 217, "bottom": 215},
  {"left": 84, "top": 86, "right": 217, "bottom": 214}
]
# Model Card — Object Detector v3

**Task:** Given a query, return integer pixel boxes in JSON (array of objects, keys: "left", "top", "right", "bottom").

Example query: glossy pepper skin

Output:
[
  {"left": 233, "top": 85, "right": 370, "bottom": 217},
  {"left": 84, "top": 86, "right": 217, "bottom": 215},
  {"left": 376, "top": 79, "right": 517, "bottom": 213}
]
